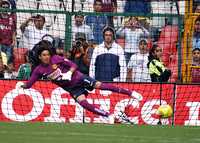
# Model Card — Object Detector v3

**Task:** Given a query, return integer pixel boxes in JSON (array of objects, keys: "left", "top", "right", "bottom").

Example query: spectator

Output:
[
  {"left": 124, "top": 0, "right": 151, "bottom": 14},
  {"left": 89, "top": 26, "right": 126, "bottom": 82},
  {"left": 0, "top": 51, "right": 7, "bottom": 78},
  {"left": 195, "top": 5, "right": 200, "bottom": 13},
  {"left": 70, "top": 32, "right": 93, "bottom": 75},
  {"left": 85, "top": 0, "right": 108, "bottom": 45},
  {"left": 192, "top": 48, "right": 200, "bottom": 66},
  {"left": 191, "top": 48, "right": 200, "bottom": 83},
  {"left": 4, "top": 53, "right": 17, "bottom": 79},
  {"left": 0, "top": 0, "right": 15, "bottom": 9},
  {"left": 4, "top": 66, "right": 17, "bottom": 79},
  {"left": 147, "top": 44, "right": 171, "bottom": 82},
  {"left": 101, "top": 0, "right": 117, "bottom": 27},
  {"left": 193, "top": 16, "right": 200, "bottom": 50},
  {"left": 194, "top": 0, "right": 200, "bottom": 12},
  {"left": 0, "top": 58, "right": 4, "bottom": 78},
  {"left": 20, "top": 14, "right": 48, "bottom": 50},
  {"left": 116, "top": 17, "right": 149, "bottom": 64},
  {"left": 191, "top": 67, "right": 200, "bottom": 83},
  {"left": 41, "top": 34, "right": 57, "bottom": 53},
  {"left": 101, "top": 0, "right": 117, "bottom": 13},
  {"left": 17, "top": 51, "right": 31, "bottom": 80},
  {"left": 7, "top": 0, "right": 16, "bottom": 10},
  {"left": 55, "top": 38, "right": 65, "bottom": 57},
  {"left": 127, "top": 39, "right": 151, "bottom": 82},
  {"left": 0, "top": 1, "right": 16, "bottom": 68},
  {"left": 72, "top": 14, "right": 94, "bottom": 42}
]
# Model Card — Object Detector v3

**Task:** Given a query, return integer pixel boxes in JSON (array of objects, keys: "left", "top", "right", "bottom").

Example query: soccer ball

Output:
[{"left": 157, "top": 104, "right": 173, "bottom": 118}]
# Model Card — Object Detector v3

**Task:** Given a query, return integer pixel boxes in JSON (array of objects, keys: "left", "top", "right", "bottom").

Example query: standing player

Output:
[{"left": 17, "top": 40, "right": 143, "bottom": 124}]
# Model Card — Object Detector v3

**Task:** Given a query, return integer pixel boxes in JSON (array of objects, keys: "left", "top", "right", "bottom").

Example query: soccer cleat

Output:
[
  {"left": 119, "top": 111, "right": 133, "bottom": 124},
  {"left": 131, "top": 91, "right": 143, "bottom": 101},
  {"left": 108, "top": 114, "right": 115, "bottom": 124}
]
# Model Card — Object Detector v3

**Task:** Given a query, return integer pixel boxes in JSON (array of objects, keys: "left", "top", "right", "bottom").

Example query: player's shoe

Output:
[
  {"left": 118, "top": 111, "right": 132, "bottom": 124},
  {"left": 108, "top": 114, "right": 115, "bottom": 124},
  {"left": 131, "top": 91, "right": 143, "bottom": 101}
]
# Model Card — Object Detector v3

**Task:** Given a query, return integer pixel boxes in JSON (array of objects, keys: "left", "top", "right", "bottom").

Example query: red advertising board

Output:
[
  {"left": 0, "top": 80, "right": 199, "bottom": 126},
  {"left": 175, "top": 85, "right": 200, "bottom": 126}
]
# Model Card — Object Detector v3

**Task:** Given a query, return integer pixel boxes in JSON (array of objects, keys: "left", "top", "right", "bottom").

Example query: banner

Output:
[{"left": 0, "top": 80, "right": 199, "bottom": 126}]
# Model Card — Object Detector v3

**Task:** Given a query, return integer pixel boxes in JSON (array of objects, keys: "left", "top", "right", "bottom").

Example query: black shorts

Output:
[{"left": 63, "top": 75, "right": 97, "bottom": 99}]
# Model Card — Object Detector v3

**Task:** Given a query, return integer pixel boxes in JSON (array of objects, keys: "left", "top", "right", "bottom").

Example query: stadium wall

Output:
[{"left": 0, "top": 80, "right": 199, "bottom": 126}]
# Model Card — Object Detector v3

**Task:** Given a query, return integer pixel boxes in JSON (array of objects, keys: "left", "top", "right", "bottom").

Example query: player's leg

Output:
[
  {"left": 64, "top": 84, "right": 114, "bottom": 123},
  {"left": 83, "top": 75, "right": 132, "bottom": 96},
  {"left": 82, "top": 75, "right": 143, "bottom": 101},
  {"left": 66, "top": 85, "right": 110, "bottom": 117},
  {"left": 94, "top": 81, "right": 143, "bottom": 101},
  {"left": 76, "top": 94, "right": 110, "bottom": 117}
]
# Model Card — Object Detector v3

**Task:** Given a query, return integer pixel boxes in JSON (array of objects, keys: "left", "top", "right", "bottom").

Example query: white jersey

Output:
[
  {"left": 72, "top": 23, "right": 94, "bottom": 42},
  {"left": 127, "top": 53, "right": 151, "bottom": 82},
  {"left": 22, "top": 25, "right": 48, "bottom": 50},
  {"left": 116, "top": 27, "right": 149, "bottom": 53}
]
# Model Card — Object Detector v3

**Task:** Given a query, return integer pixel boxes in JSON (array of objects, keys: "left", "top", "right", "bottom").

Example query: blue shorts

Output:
[{"left": 63, "top": 75, "right": 97, "bottom": 99}]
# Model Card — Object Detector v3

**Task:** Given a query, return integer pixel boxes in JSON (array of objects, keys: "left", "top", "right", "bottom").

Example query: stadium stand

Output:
[{"left": 0, "top": 0, "right": 191, "bottom": 83}]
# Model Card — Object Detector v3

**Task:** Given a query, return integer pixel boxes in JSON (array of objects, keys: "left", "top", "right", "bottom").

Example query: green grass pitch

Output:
[{"left": 0, "top": 122, "right": 199, "bottom": 143}]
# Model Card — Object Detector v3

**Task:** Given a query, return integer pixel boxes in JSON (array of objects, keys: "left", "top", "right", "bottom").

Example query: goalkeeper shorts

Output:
[{"left": 63, "top": 75, "right": 97, "bottom": 99}]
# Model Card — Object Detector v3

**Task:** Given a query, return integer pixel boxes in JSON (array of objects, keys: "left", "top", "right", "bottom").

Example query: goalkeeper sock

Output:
[
  {"left": 99, "top": 83, "right": 132, "bottom": 96},
  {"left": 79, "top": 100, "right": 109, "bottom": 117}
]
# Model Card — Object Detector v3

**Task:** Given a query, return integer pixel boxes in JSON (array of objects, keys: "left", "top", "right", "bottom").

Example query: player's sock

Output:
[
  {"left": 99, "top": 83, "right": 132, "bottom": 96},
  {"left": 79, "top": 100, "right": 109, "bottom": 117}
]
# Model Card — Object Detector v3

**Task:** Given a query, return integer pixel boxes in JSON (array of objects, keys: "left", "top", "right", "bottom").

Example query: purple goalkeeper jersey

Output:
[{"left": 25, "top": 55, "right": 84, "bottom": 89}]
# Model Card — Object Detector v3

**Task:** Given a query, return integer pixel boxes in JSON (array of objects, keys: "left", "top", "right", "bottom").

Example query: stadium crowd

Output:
[{"left": 0, "top": 0, "right": 199, "bottom": 83}]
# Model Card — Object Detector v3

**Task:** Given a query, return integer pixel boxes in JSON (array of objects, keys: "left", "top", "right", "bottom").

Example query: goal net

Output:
[{"left": 0, "top": 0, "right": 199, "bottom": 126}]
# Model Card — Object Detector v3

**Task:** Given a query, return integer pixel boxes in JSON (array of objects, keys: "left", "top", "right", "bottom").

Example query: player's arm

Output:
[
  {"left": 20, "top": 17, "right": 33, "bottom": 33},
  {"left": 24, "top": 70, "right": 41, "bottom": 89},
  {"left": 139, "top": 25, "right": 150, "bottom": 37},
  {"left": 17, "top": 68, "right": 41, "bottom": 89},
  {"left": 127, "top": 55, "right": 137, "bottom": 82},
  {"left": 116, "top": 27, "right": 126, "bottom": 37},
  {"left": 11, "top": 31, "right": 16, "bottom": 46},
  {"left": 51, "top": 55, "right": 78, "bottom": 71},
  {"left": 51, "top": 55, "right": 78, "bottom": 80},
  {"left": 63, "top": 58, "right": 78, "bottom": 72},
  {"left": 60, "top": 60, "right": 77, "bottom": 81}
]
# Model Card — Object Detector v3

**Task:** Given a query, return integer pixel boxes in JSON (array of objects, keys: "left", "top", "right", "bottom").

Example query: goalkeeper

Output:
[{"left": 18, "top": 40, "right": 143, "bottom": 123}]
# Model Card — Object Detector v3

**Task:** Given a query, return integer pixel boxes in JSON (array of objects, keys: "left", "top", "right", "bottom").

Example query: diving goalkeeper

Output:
[{"left": 17, "top": 40, "right": 143, "bottom": 124}]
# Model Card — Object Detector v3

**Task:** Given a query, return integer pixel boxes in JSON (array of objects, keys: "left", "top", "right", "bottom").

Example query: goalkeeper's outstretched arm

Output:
[{"left": 20, "top": 68, "right": 41, "bottom": 89}]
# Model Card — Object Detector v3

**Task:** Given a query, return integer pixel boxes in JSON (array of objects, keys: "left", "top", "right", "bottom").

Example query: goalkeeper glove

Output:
[
  {"left": 16, "top": 81, "right": 26, "bottom": 89},
  {"left": 61, "top": 71, "right": 73, "bottom": 81}
]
